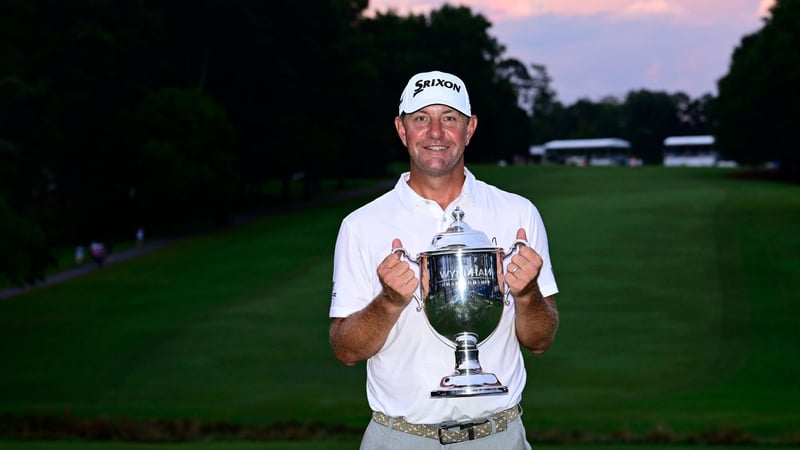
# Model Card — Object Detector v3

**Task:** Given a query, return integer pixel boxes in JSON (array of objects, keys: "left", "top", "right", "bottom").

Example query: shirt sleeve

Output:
[
  {"left": 528, "top": 204, "right": 559, "bottom": 298},
  {"left": 329, "top": 218, "right": 378, "bottom": 318}
]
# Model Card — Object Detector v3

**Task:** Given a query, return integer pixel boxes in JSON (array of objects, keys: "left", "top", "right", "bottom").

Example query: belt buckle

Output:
[{"left": 437, "top": 421, "right": 476, "bottom": 445}]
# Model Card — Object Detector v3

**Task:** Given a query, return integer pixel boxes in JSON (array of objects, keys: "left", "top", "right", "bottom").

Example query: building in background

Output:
[
  {"left": 662, "top": 135, "right": 719, "bottom": 167},
  {"left": 540, "top": 138, "right": 632, "bottom": 166}
]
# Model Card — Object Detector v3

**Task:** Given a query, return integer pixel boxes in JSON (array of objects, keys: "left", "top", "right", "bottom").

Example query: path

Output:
[
  {"left": 0, "top": 178, "right": 395, "bottom": 300},
  {"left": 0, "top": 238, "right": 179, "bottom": 300}
]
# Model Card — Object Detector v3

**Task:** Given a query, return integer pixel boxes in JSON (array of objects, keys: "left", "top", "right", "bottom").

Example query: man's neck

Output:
[{"left": 406, "top": 169, "right": 466, "bottom": 210}]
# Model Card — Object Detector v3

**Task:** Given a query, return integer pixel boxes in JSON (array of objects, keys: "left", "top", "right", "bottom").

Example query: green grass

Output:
[{"left": 0, "top": 165, "right": 798, "bottom": 448}]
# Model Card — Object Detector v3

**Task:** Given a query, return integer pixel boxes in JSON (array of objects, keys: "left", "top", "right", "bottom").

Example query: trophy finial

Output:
[
  {"left": 452, "top": 206, "right": 465, "bottom": 222},
  {"left": 447, "top": 207, "right": 466, "bottom": 233},
  {"left": 430, "top": 206, "right": 495, "bottom": 250}
]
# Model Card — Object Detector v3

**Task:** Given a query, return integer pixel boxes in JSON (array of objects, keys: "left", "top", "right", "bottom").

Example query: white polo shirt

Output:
[{"left": 330, "top": 168, "right": 558, "bottom": 424}]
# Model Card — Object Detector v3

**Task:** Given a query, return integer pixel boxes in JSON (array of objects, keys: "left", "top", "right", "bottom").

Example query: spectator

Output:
[
  {"left": 74, "top": 245, "right": 85, "bottom": 265},
  {"left": 136, "top": 226, "right": 145, "bottom": 246},
  {"left": 90, "top": 241, "right": 105, "bottom": 267}
]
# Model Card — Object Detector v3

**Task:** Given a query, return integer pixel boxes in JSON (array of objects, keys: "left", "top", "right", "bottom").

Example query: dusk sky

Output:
[{"left": 367, "top": 0, "right": 775, "bottom": 104}]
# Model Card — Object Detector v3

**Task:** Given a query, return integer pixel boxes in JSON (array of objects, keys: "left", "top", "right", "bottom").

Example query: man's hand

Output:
[
  {"left": 503, "top": 228, "right": 543, "bottom": 298},
  {"left": 503, "top": 228, "right": 559, "bottom": 354},
  {"left": 377, "top": 239, "right": 420, "bottom": 309}
]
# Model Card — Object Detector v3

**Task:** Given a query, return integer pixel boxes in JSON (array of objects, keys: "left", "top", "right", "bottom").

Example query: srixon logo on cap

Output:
[{"left": 413, "top": 78, "right": 463, "bottom": 97}]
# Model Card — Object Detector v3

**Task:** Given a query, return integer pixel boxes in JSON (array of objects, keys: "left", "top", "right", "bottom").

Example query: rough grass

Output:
[{"left": 0, "top": 165, "right": 798, "bottom": 448}]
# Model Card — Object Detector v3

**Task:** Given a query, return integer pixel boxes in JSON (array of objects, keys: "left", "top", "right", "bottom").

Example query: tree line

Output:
[{"left": 0, "top": 0, "right": 797, "bottom": 285}]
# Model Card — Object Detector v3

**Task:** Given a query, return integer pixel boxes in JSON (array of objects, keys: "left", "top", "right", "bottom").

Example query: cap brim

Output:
[{"left": 401, "top": 97, "right": 471, "bottom": 116}]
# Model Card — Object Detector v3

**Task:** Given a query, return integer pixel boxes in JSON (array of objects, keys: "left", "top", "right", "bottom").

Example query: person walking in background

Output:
[
  {"left": 90, "top": 241, "right": 105, "bottom": 267},
  {"left": 328, "top": 70, "right": 560, "bottom": 449},
  {"left": 74, "top": 245, "right": 85, "bottom": 265},
  {"left": 136, "top": 226, "right": 145, "bottom": 246}
]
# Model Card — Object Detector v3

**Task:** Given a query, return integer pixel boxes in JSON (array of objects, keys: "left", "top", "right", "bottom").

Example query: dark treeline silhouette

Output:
[
  {"left": 0, "top": 0, "right": 796, "bottom": 285},
  {"left": 716, "top": 0, "right": 800, "bottom": 179}
]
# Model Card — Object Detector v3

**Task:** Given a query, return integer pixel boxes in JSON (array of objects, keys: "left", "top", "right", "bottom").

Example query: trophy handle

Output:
[
  {"left": 502, "top": 239, "right": 529, "bottom": 305},
  {"left": 390, "top": 247, "right": 425, "bottom": 311},
  {"left": 505, "top": 239, "right": 529, "bottom": 255}
]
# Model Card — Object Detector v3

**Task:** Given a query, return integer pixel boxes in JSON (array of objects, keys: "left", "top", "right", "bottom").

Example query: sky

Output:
[{"left": 367, "top": 0, "right": 776, "bottom": 104}]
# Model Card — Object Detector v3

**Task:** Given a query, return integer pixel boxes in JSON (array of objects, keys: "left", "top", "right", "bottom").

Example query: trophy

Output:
[{"left": 394, "top": 207, "right": 525, "bottom": 397}]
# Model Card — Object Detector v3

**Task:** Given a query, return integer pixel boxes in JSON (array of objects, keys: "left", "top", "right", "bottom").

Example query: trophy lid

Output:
[{"left": 428, "top": 207, "right": 498, "bottom": 251}]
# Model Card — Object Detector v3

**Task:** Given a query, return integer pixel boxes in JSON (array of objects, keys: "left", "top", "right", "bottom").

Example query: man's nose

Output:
[{"left": 428, "top": 120, "right": 443, "bottom": 139}]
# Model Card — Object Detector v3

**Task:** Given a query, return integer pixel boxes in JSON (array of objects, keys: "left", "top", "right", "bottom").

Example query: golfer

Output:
[{"left": 329, "top": 70, "right": 560, "bottom": 449}]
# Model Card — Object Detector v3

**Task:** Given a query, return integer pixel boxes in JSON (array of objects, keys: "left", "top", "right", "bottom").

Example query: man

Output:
[{"left": 329, "top": 70, "right": 559, "bottom": 449}]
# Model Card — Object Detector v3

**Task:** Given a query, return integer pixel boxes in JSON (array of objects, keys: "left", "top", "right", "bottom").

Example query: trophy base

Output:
[{"left": 431, "top": 372, "right": 509, "bottom": 397}]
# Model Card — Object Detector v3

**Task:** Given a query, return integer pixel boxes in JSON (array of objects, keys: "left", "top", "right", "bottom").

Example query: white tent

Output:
[
  {"left": 663, "top": 135, "right": 717, "bottom": 167},
  {"left": 663, "top": 135, "right": 715, "bottom": 147},
  {"left": 542, "top": 138, "right": 631, "bottom": 166},
  {"left": 544, "top": 138, "right": 631, "bottom": 150}
]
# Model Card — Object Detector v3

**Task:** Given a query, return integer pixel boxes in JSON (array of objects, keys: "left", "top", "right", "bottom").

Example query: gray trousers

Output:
[{"left": 359, "top": 415, "right": 532, "bottom": 450}]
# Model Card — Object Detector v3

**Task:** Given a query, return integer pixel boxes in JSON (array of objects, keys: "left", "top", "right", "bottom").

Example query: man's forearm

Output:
[
  {"left": 330, "top": 293, "right": 406, "bottom": 365},
  {"left": 514, "top": 288, "right": 559, "bottom": 354}
]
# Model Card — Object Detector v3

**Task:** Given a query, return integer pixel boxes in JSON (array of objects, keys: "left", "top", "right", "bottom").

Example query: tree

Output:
[
  {"left": 428, "top": 6, "right": 532, "bottom": 162},
  {"left": 0, "top": 194, "right": 54, "bottom": 286},
  {"left": 621, "top": 90, "right": 686, "bottom": 164},
  {"left": 358, "top": 6, "right": 534, "bottom": 164},
  {"left": 562, "top": 99, "right": 624, "bottom": 140},
  {"left": 525, "top": 64, "right": 568, "bottom": 151},
  {"left": 716, "top": 0, "right": 800, "bottom": 178},
  {"left": 678, "top": 93, "right": 716, "bottom": 136},
  {"left": 126, "top": 88, "right": 239, "bottom": 229}
]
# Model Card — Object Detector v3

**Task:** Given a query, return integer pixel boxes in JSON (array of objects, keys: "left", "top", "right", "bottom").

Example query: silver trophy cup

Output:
[{"left": 394, "top": 207, "right": 525, "bottom": 397}]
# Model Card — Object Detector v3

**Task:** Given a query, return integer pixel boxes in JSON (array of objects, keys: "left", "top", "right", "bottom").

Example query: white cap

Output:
[{"left": 398, "top": 70, "right": 471, "bottom": 116}]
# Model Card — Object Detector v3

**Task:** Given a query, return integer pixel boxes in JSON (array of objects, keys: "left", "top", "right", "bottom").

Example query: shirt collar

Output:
[{"left": 395, "top": 167, "right": 476, "bottom": 213}]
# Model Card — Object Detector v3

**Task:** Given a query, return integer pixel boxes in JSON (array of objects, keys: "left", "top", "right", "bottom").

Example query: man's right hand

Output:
[{"left": 377, "top": 239, "right": 419, "bottom": 309}]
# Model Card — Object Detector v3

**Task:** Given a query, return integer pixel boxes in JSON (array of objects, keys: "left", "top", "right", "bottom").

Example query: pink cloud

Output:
[
  {"left": 758, "top": 0, "right": 776, "bottom": 16},
  {"left": 368, "top": 1, "right": 770, "bottom": 22},
  {"left": 366, "top": 1, "right": 772, "bottom": 103},
  {"left": 617, "top": 2, "right": 686, "bottom": 19}
]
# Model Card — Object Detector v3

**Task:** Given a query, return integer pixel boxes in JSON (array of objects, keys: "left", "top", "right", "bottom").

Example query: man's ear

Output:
[
  {"left": 394, "top": 116, "right": 408, "bottom": 146},
  {"left": 465, "top": 115, "right": 478, "bottom": 145}
]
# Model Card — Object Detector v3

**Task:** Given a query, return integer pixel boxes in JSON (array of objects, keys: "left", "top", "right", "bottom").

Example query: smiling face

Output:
[{"left": 395, "top": 104, "right": 477, "bottom": 180}]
